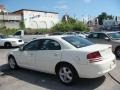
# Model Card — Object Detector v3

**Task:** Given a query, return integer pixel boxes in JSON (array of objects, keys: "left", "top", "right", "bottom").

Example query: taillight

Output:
[{"left": 87, "top": 51, "right": 102, "bottom": 63}]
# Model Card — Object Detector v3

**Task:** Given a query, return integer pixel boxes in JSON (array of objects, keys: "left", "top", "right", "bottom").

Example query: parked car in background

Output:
[
  {"left": 0, "top": 34, "right": 24, "bottom": 48},
  {"left": 87, "top": 32, "right": 120, "bottom": 57},
  {"left": 64, "top": 32, "right": 86, "bottom": 38},
  {"left": 8, "top": 35, "right": 116, "bottom": 85},
  {"left": 64, "top": 32, "right": 77, "bottom": 35},
  {"left": 50, "top": 32, "right": 64, "bottom": 35},
  {"left": 10, "top": 30, "right": 46, "bottom": 42}
]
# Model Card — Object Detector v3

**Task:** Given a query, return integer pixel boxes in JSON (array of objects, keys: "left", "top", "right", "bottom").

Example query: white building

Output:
[
  {"left": 13, "top": 9, "right": 59, "bottom": 29},
  {"left": 0, "top": 13, "right": 22, "bottom": 29},
  {"left": 102, "top": 18, "right": 120, "bottom": 30}
]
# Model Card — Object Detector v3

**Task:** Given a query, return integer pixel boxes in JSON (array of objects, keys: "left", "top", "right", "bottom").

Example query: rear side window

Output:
[
  {"left": 98, "top": 33, "right": 108, "bottom": 39},
  {"left": 14, "top": 31, "right": 21, "bottom": 35},
  {"left": 41, "top": 39, "right": 61, "bottom": 50},
  {"left": 62, "top": 36, "right": 93, "bottom": 48}
]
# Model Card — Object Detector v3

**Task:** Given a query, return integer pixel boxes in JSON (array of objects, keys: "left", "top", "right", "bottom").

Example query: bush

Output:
[
  {"left": 51, "top": 21, "right": 90, "bottom": 32},
  {"left": 0, "top": 28, "right": 50, "bottom": 35},
  {"left": 25, "top": 28, "right": 50, "bottom": 34},
  {"left": 0, "top": 28, "right": 18, "bottom": 35}
]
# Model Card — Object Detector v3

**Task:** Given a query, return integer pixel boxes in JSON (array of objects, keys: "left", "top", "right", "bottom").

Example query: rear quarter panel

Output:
[{"left": 61, "top": 50, "right": 88, "bottom": 73}]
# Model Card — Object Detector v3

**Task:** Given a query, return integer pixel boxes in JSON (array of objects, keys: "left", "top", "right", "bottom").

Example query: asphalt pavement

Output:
[
  {"left": 109, "top": 59, "right": 120, "bottom": 84},
  {"left": 0, "top": 48, "right": 120, "bottom": 90}
]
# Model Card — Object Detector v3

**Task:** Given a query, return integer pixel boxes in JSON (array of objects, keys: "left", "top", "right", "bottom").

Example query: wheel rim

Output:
[
  {"left": 5, "top": 43, "right": 11, "bottom": 48},
  {"left": 59, "top": 67, "right": 73, "bottom": 83},
  {"left": 116, "top": 48, "right": 120, "bottom": 57},
  {"left": 9, "top": 58, "right": 15, "bottom": 69},
  {"left": 7, "top": 44, "right": 10, "bottom": 47}
]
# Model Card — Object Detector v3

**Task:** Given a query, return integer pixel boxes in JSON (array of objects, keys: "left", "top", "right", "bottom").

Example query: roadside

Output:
[{"left": 109, "top": 59, "right": 120, "bottom": 84}]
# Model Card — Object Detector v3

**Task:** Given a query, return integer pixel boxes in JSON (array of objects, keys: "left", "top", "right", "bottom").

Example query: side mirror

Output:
[
  {"left": 19, "top": 46, "right": 24, "bottom": 51},
  {"left": 104, "top": 37, "right": 110, "bottom": 41}
]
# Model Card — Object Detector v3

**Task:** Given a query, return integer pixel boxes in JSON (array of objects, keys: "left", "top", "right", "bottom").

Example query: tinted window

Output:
[
  {"left": 88, "top": 33, "right": 98, "bottom": 38},
  {"left": 41, "top": 39, "right": 61, "bottom": 50},
  {"left": 62, "top": 36, "right": 93, "bottom": 48},
  {"left": 23, "top": 40, "right": 42, "bottom": 50},
  {"left": 88, "top": 33, "right": 108, "bottom": 39},
  {"left": 14, "top": 31, "right": 21, "bottom": 35},
  {"left": 98, "top": 33, "right": 108, "bottom": 39}
]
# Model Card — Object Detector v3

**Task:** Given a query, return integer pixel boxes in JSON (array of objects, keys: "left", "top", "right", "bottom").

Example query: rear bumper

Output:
[{"left": 77, "top": 56, "right": 116, "bottom": 78}]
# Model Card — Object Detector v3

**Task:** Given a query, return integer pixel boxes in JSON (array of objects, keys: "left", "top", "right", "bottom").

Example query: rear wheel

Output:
[
  {"left": 4, "top": 42, "right": 12, "bottom": 48},
  {"left": 115, "top": 47, "right": 120, "bottom": 58},
  {"left": 56, "top": 64, "right": 78, "bottom": 85},
  {"left": 8, "top": 56, "right": 18, "bottom": 70}
]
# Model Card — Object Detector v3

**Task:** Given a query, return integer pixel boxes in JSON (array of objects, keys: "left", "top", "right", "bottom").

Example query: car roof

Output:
[
  {"left": 91, "top": 31, "right": 118, "bottom": 34},
  {"left": 36, "top": 35, "right": 75, "bottom": 40}
]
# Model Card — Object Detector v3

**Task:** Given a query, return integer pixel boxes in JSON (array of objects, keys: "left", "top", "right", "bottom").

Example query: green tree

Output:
[
  {"left": 62, "top": 15, "right": 76, "bottom": 23},
  {"left": 19, "top": 21, "right": 25, "bottom": 29},
  {"left": 97, "top": 12, "right": 113, "bottom": 25}
]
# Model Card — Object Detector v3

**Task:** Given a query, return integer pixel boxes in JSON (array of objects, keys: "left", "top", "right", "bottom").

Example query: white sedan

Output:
[
  {"left": 7, "top": 35, "right": 116, "bottom": 85},
  {"left": 0, "top": 35, "right": 24, "bottom": 48}
]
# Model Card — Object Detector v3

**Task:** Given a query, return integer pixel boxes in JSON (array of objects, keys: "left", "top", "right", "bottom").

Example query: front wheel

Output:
[
  {"left": 57, "top": 64, "right": 78, "bottom": 85},
  {"left": 4, "top": 42, "right": 12, "bottom": 48},
  {"left": 115, "top": 47, "right": 120, "bottom": 58},
  {"left": 8, "top": 56, "right": 18, "bottom": 70}
]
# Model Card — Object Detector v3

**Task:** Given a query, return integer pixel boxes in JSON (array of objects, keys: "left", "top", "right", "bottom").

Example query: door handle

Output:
[
  {"left": 54, "top": 53, "right": 58, "bottom": 56},
  {"left": 30, "top": 53, "right": 33, "bottom": 55}
]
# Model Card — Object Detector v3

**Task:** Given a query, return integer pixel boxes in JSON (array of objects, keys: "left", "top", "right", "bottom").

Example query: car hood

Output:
[{"left": 79, "top": 44, "right": 111, "bottom": 52}]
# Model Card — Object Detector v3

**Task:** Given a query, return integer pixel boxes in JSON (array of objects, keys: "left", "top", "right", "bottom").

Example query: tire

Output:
[
  {"left": 115, "top": 47, "right": 120, "bottom": 58},
  {"left": 8, "top": 56, "right": 18, "bottom": 70},
  {"left": 4, "top": 42, "right": 12, "bottom": 48},
  {"left": 56, "top": 64, "right": 78, "bottom": 85}
]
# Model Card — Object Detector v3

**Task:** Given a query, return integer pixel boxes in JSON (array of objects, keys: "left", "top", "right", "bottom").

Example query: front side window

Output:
[
  {"left": 88, "top": 33, "right": 98, "bottom": 38},
  {"left": 23, "top": 40, "right": 41, "bottom": 50},
  {"left": 62, "top": 36, "right": 93, "bottom": 48}
]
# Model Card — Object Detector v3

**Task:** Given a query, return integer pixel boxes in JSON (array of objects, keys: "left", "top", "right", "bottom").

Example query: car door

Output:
[
  {"left": 35, "top": 39, "right": 62, "bottom": 74},
  {"left": 16, "top": 40, "right": 40, "bottom": 69}
]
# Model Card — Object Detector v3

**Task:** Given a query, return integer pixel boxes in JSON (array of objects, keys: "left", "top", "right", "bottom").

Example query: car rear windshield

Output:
[{"left": 62, "top": 36, "right": 93, "bottom": 48}]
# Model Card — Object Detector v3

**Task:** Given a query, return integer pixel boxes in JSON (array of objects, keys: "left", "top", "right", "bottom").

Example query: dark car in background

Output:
[{"left": 87, "top": 31, "right": 120, "bottom": 57}]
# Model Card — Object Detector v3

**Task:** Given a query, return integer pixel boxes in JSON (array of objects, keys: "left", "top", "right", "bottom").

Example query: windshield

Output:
[
  {"left": 0, "top": 35, "right": 7, "bottom": 39},
  {"left": 62, "top": 36, "right": 93, "bottom": 48},
  {"left": 107, "top": 33, "right": 120, "bottom": 40}
]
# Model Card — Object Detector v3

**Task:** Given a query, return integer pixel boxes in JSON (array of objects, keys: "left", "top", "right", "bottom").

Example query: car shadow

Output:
[
  {"left": 116, "top": 57, "right": 120, "bottom": 61},
  {"left": 0, "top": 46, "right": 18, "bottom": 49},
  {"left": 0, "top": 64, "right": 105, "bottom": 90}
]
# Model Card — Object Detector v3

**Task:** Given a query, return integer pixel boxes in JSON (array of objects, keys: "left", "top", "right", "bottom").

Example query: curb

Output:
[
  {"left": 108, "top": 60, "right": 120, "bottom": 84},
  {"left": 108, "top": 72, "right": 120, "bottom": 84}
]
